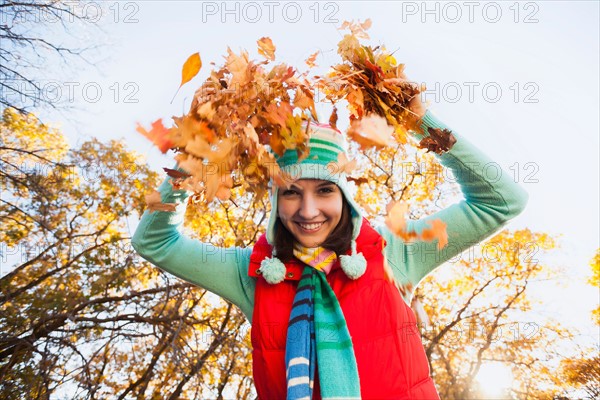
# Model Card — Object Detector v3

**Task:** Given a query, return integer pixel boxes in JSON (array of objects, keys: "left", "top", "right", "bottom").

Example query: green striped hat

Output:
[{"left": 261, "top": 122, "right": 367, "bottom": 284}]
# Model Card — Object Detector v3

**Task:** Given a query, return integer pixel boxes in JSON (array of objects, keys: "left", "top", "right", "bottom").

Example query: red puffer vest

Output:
[{"left": 248, "top": 219, "right": 440, "bottom": 399}]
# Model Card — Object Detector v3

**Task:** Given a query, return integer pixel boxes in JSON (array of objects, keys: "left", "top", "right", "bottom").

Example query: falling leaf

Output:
[
  {"left": 347, "top": 114, "right": 394, "bottom": 150},
  {"left": 327, "top": 152, "right": 356, "bottom": 176},
  {"left": 385, "top": 201, "right": 409, "bottom": 237},
  {"left": 257, "top": 37, "right": 276, "bottom": 61},
  {"left": 136, "top": 119, "right": 173, "bottom": 153},
  {"left": 226, "top": 47, "right": 251, "bottom": 86},
  {"left": 305, "top": 51, "right": 319, "bottom": 68},
  {"left": 329, "top": 107, "right": 338, "bottom": 130},
  {"left": 418, "top": 128, "right": 457, "bottom": 155},
  {"left": 145, "top": 191, "right": 178, "bottom": 213},
  {"left": 180, "top": 52, "right": 202, "bottom": 88},
  {"left": 421, "top": 219, "right": 448, "bottom": 250},
  {"left": 347, "top": 176, "right": 369, "bottom": 186},
  {"left": 171, "top": 52, "right": 202, "bottom": 103},
  {"left": 163, "top": 168, "right": 191, "bottom": 179}
]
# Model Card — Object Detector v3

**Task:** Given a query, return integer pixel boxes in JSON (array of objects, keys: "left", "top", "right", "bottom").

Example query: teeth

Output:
[{"left": 299, "top": 222, "right": 323, "bottom": 230}]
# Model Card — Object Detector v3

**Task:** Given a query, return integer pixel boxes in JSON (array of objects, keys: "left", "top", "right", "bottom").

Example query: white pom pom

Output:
[
  {"left": 259, "top": 256, "right": 286, "bottom": 284},
  {"left": 339, "top": 252, "right": 367, "bottom": 280}
]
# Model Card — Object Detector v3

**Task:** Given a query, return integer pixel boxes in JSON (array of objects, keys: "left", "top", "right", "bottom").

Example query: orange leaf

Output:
[
  {"left": 421, "top": 219, "right": 448, "bottom": 250},
  {"left": 136, "top": 119, "right": 173, "bottom": 153},
  {"left": 385, "top": 201, "right": 409, "bottom": 237},
  {"left": 305, "top": 51, "right": 319, "bottom": 68},
  {"left": 226, "top": 47, "right": 251, "bottom": 86},
  {"left": 327, "top": 152, "right": 356, "bottom": 176},
  {"left": 347, "top": 114, "right": 394, "bottom": 150},
  {"left": 180, "top": 52, "right": 202, "bottom": 88},
  {"left": 257, "top": 37, "right": 276, "bottom": 61}
]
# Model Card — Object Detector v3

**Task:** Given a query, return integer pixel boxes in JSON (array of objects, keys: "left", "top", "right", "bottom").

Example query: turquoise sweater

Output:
[{"left": 131, "top": 111, "right": 528, "bottom": 323}]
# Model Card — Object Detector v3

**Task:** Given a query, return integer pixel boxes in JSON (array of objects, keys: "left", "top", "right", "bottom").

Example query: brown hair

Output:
[{"left": 273, "top": 195, "right": 353, "bottom": 262}]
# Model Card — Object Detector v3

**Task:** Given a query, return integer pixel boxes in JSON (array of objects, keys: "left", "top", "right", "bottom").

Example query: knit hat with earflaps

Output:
[{"left": 260, "top": 121, "right": 366, "bottom": 284}]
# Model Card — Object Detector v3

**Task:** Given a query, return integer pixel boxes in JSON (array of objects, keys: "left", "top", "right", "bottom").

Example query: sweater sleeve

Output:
[
  {"left": 131, "top": 171, "right": 256, "bottom": 322},
  {"left": 377, "top": 110, "right": 529, "bottom": 287}
]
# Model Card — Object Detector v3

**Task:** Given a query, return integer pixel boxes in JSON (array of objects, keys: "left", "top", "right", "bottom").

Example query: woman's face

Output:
[{"left": 277, "top": 179, "right": 343, "bottom": 248}]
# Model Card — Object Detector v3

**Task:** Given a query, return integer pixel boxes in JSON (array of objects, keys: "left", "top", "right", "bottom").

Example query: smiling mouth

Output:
[{"left": 296, "top": 221, "right": 325, "bottom": 231}]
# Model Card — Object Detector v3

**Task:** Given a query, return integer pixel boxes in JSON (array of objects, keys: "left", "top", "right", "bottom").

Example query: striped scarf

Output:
[{"left": 285, "top": 245, "right": 361, "bottom": 400}]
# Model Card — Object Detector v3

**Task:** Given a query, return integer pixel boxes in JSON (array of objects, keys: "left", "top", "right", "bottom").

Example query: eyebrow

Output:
[
  {"left": 317, "top": 182, "right": 336, "bottom": 187},
  {"left": 288, "top": 182, "right": 337, "bottom": 190}
]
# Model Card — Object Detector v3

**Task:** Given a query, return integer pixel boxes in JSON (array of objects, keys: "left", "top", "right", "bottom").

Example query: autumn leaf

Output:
[
  {"left": 327, "top": 152, "right": 356, "bottom": 176},
  {"left": 257, "top": 37, "right": 276, "bottom": 61},
  {"left": 180, "top": 52, "right": 202, "bottom": 88},
  {"left": 145, "top": 191, "right": 178, "bottom": 213},
  {"left": 138, "top": 20, "right": 442, "bottom": 210},
  {"left": 136, "top": 119, "right": 173, "bottom": 153},
  {"left": 226, "top": 47, "right": 251, "bottom": 86},
  {"left": 418, "top": 127, "right": 457, "bottom": 155},
  {"left": 347, "top": 176, "right": 369, "bottom": 186},
  {"left": 305, "top": 51, "right": 319, "bottom": 68},
  {"left": 385, "top": 201, "right": 410, "bottom": 238},
  {"left": 329, "top": 107, "right": 339, "bottom": 130},
  {"left": 421, "top": 219, "right": 448, "bottom": 249},
  {"left": 163, "top": 167, "right": 190, "bottom": 179},
  {"left": 347, "top": 114, "right": 394, "bottom": 150},
  {"left": 171, "top": 52, "right": 202, "bottom": 103}
]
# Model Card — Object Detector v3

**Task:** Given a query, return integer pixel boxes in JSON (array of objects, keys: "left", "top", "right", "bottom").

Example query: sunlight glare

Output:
[{"left": 475, "top": 362, "right": 514, "bottom": 399}]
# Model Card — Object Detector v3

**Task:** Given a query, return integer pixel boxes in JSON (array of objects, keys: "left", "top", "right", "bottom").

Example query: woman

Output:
[{"left": 132, "top": 96, "right": 528, "bottom": 398}]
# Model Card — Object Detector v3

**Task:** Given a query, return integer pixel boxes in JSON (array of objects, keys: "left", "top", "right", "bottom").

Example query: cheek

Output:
[
  {"left": 277, "top": 200, "right": 294, "bottom": 220},
  {"left": 322, "top": 197, "right": 343, "bottom": 222}
]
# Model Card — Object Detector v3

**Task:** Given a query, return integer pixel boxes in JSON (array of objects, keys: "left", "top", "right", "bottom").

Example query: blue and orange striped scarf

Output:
[{"left": 285, "top": 245, "right": 361, "bottom": 400}]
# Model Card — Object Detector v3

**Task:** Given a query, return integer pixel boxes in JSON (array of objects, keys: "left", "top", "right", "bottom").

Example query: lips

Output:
[{"left": 296, "top": 221, "right": 325, "bottom": 231}]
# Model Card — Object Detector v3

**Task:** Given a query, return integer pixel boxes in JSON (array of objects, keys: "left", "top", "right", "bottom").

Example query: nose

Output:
[{"left": 298, "top": 193, "right": 319, "bottom": 220}]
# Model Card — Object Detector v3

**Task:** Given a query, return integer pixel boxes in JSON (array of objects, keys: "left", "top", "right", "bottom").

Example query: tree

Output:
[
  {"left": 0, "top": 105, "right": 587, "bottom": 399},
  {"left": 417, "top": 229, "right": 568, "bottom": 399},
  {"left": 550, "top": 249, "right": 600, "bottom": 399},
  {"left": 352, "top": 139, "right": 573, "bottom": 399},
  {"left": 0, "top": 107, "right": 256, "bottom": 399},
  {"left": 0, "top": 0, "right": 103, "bottom": 113}
]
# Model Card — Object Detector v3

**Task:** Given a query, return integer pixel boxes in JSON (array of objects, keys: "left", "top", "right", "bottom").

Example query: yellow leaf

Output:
[{"left": 180, "top": 52, "right": 202, "bottom": 88}]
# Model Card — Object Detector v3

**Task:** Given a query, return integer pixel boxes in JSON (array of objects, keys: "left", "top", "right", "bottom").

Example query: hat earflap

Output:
[
  {"left": 339, "top": 240, "right": 367, "bottom": 280},
  {"left": 259, "top": 249, "right": 286, "bottom": 284}
]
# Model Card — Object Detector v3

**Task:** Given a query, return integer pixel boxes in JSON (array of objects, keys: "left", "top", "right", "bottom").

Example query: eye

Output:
[
  {"left": 318, "top": 186, "right": 336, "bottom": 194},
  {"left": 281, "top": 189, "right": 299, "bottom": 196}
]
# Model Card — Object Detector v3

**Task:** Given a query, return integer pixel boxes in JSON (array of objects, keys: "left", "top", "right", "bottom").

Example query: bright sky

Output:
[{"left": 29, "top": 0, "right": 598, "bottom": 359}]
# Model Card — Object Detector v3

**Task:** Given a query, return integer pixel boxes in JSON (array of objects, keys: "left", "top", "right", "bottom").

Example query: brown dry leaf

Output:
[
  {"left": 328, "top": 107, "right": 339, "bottom": 130},
  {"left": 293, "top": 87, "right": 316, "bottom": 116},
  {"left": 215, "top": 175, "right": 233, "bottom": 200},
  {"left": 145, "top": 191, "right": 178, "bottom": 213},
  {"left": 347, "top": 176, "right": 369, "bottom": 186},
  {"left": 226, "top": 47, "right": 251, "bottom": 86},
  {"left": 347, "top": 114, "right": 394, "bottom": 150},
  {"left": 418, "top": 127, "right": 457, "bottom": 155},
  {"left": 163, "top": 168, "right": 190, "bottom": 179},
  {"left": 257, "top": 37, "right": 276, "bottom": 61},
  {"left": 347, "top": 88, "right": 364, "bottom": 119}
]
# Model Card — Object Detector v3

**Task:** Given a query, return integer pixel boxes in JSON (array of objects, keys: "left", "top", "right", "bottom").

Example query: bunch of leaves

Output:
[
  {"left": 314, "top": 20, "right": 428, "bottom": 148},
  {"left": 137, "top": 21, "right": 453, "bottom": 247},
  {"left": 137, "top": 37, "right": 319, "bottom": 204}
]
